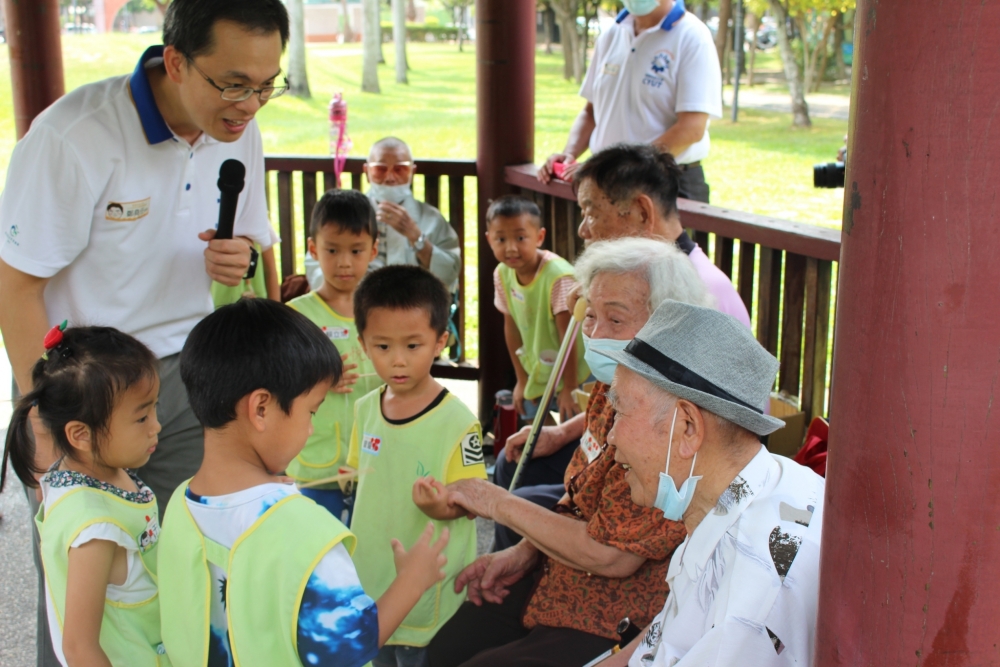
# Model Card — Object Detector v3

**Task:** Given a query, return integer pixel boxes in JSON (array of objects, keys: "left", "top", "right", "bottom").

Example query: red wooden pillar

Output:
[
  {"left": 816, "top": 1, "right": 1000, "bottom": 664},
  {"left": 475, "top": 0, "right": 534, "bottom": 420},
  {"left": 3, "top": 0, "right": 64, "bottom": 139}
]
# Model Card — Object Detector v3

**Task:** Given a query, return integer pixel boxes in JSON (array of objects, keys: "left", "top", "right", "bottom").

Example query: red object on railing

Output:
[
  {"left": 329, "top": 93, "right": 352, "bottom": 187},
  {"left": 793, "top": 417, "right": 828, "bottom": 477}
]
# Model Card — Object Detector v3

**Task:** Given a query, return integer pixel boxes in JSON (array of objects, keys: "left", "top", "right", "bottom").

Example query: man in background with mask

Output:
[
  {"left": 594, "top": 300, "right": 824, "bottom": 667},
  {"left": 306, "top": 136, "right": 462, "bottom": 292},
  {"left": 537, "top": 0, "right": 721, "bottom": 204}
]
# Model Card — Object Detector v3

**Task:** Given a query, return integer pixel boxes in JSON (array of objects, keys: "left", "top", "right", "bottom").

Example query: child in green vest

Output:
[
  {"left": 157, "top": 299, "right": 450, "bottom": 667},
  {"left": 346, "top": 265, "right": 487, "bottom": 667},
  {"left": 287, "top": 189, "right": 383, "bottom": 525},
  {"left": 1, "top": 324, "right": 168, "bottom": 667},
  {"left": 487, "top": 195, "right": 590, "bottom": 421}
]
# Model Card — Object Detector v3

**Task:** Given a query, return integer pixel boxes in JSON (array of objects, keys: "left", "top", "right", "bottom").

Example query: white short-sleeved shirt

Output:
[
  {"left": 580, "top": 2, "right": 723, "bottom": 164},
  {"left": 630, "top": 448, "right": 824, "bottom": 667},
  {"left": 0, "top": 46, "right": 276, "bottom": 359}
]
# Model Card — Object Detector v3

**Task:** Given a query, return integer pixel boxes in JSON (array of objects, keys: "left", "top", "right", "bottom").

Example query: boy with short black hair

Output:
[
  {"left": 348, "top": 265, "right": 486, "bottom": 667},
  {"left": 158, "top": 298, "right": 450, "bottom": 667},
  {"left": 286, "top": 189, "right": 383, "bottom": 524},
  {"left": 486, "top": 195, "right": 589, "bottom": 422}
]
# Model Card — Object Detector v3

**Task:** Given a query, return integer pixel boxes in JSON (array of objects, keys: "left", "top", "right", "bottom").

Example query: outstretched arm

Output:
[{"left": 413, "top": 476, "right": 469, "bottom": 521}]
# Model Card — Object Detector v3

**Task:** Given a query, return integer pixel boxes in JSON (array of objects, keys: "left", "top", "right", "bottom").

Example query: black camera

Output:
[{"left": 813, "top": 161, "right": 845, "bottom": 188}]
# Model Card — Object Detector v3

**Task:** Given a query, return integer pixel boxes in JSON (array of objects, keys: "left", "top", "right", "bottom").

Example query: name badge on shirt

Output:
[
  {"left": 510, "top": 287, "right": 525, "bottom": 303},
  {"left": 323, "top": 326, "right": 351, "bottom": 340},
  {"left": 602, "top": 63, "right": 621, "bottom": 76},
  {"left": 362, "top": 433, "right": 382, "bottom": 456},
  {"left": 105, "top": 197, "right": 151, "bottom": 222},
  {"left": 580, "top": 429, "right": 603, "bottom": 463}
]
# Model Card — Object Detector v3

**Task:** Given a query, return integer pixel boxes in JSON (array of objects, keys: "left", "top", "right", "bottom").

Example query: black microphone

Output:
[{"left": 215, "top": 159, "right": 246, "bottom": 240}]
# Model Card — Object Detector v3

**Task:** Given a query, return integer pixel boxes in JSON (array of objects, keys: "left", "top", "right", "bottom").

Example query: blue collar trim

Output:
[
  {"left": 617, "top": 0, "right": 687, "bottom": 31},
  {"left": 129, "top": 45, "right": 172, "bottom": 145}
]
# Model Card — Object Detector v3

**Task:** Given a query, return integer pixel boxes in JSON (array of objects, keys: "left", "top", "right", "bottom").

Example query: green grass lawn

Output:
[{"left": 0, "top": 35, "right": 848, "bottom": 359}]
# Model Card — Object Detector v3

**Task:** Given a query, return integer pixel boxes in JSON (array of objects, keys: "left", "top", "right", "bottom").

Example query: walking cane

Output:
[{"left": 507, "top": 297, "right": 587, "bottom": 492}]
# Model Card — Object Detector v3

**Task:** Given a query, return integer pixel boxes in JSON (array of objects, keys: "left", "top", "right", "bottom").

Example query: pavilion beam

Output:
[
  {"left": 475, "top": 0, "right": 534, "bottom": 421},
  {"left": 3, "top": 0, "right": 64, "bottom": 139},
  {"left": 816, "top": 1, "right": 1000, "bottom": 664}
]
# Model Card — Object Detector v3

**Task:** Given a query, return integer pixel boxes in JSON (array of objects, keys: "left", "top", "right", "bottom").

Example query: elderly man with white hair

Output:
[{"left": 593, "top": 300, "right": 824, "bottom": 667}]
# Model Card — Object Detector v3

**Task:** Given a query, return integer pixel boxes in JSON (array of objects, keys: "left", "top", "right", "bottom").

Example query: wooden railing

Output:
[
  {"left": 263, "top": 155, "right": 479, "bottom": 381},
  {"left": 505, "top": 164, "right": 841, "bottom": 422}
]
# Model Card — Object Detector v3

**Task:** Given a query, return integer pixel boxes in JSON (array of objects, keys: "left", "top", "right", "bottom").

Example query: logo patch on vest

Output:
[
  {"left": 322, "top": 326, "right": 351, "bottom": 340},
  {"left": 510, "top": 287, "right": 525, "bottom": 303},
  {"left": 105, "top": 198, "right": 151, "bottom": 222},
  {"left": 362, "top": 433, "right": 382, "bottom": 456},
  {"left": 137, "top": 514, "right": 160, "bottom": 553},
  {"left": 460, "top": 431, "right": 484, "bottom": 467}
]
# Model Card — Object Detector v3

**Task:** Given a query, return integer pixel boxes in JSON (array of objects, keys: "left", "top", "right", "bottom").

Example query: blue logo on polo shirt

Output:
[
  {"left": 643, "top": 51, "right": 672, "bottom": 88},
  {"left": 651, "top": 53, "right": 671, "bottom": 74},
  {"left": 5, "top": 225, "right": 19, "bottom": 246}
]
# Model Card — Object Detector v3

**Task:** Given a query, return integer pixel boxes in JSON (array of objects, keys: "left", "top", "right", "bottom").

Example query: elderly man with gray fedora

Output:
[{"left": 594, "top": 300, "right": 824, "bottom": 667}]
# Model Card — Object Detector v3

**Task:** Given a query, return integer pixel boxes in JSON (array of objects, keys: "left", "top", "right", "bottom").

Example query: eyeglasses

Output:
[
  {"left": 366, "top": 162, "right": 414, "bottom": 179},
  {"left": 188, "top": 59, "right": 288, "bottom": 102}
]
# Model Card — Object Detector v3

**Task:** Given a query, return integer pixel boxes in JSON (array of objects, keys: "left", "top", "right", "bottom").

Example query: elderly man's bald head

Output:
[{"left": 369, "top": 136, "right": 413, "bottom": 162}]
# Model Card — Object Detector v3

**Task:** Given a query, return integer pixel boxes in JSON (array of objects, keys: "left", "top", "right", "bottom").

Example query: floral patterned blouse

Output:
[{"left": 521, "top": 382, "right": 688, "bottom": 640}]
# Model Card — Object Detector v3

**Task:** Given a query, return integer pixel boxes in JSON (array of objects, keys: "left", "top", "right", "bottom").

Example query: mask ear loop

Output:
[{"left": 664, "top": 406, "right": 679, "bottom": 475}]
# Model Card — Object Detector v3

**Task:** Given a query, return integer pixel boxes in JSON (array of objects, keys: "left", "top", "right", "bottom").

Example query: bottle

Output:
[{"left": 329, "top": 93, "right": 352, "bottom": 187}]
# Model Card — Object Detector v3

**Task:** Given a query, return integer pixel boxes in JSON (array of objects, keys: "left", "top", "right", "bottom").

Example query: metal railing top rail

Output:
[{"left": 505, "top": 164, "right": 842, "bottom": 263}]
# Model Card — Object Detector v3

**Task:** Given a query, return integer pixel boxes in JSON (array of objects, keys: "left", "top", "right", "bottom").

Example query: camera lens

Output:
[{"left": 813, "top": 162, "right": 846, "bottom": 189}]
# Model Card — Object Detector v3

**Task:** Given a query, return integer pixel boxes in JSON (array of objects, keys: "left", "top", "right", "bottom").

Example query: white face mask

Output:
[
  {"left": 622, "top": 0, "right": 662, "bottom": 17},
  {"left": 368, "top": 183, "right": 412, "bottom": 205},
  {"left": 653, "top": 407, "right": 702, "bottom": 521}
]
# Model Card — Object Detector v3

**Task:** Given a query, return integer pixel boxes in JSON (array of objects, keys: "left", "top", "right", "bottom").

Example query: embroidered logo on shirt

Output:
[
  {"left": 643, "top": 51, "right": 673, "bottom": 88},
  {"left": 4, "top": 224, "right": 19, "bottom": 246},
  {"left": 602, "top": 62, "right": 621, "bottom": 76},
  {"left": 105, "top": 198, "right": 151, "bottom": 222},
  {"left": 136, "top": 514, "right": 160, "bottom": 553},
  {"left": 322, "top": 326, "right": 351, "bottom": 340},
  {"left": 362, "top": 433, "right": 382, "bottom": 456},
  {"left": 460, "top": 432, "right": 484, "bottom": 467}
]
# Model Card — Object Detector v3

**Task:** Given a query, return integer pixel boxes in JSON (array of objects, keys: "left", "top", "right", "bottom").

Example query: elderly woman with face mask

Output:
[{"left": 427, "top": 237, "right": 714, "bottom": 667}]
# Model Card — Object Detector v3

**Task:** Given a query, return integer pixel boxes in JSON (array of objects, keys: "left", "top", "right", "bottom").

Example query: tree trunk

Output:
[
  {"left": 699, "top": 0, "right": 709, "bottom": 21},
  {"left": 747, "top": 12, "right": 759, "bottom": 86},
  {"left": 553, "top": 1, "right": 582, "bottom": 83},
  {"left": 813, "top": 15, "right": 833, "bottom": 92},
  {"left": 832, "top": 11, "right": 846, "bottom": 81},
  {"left": 392, "top": 0, "right": 408, "bottom": 83},
  {"left": 457, "top": 7, "right": 465, "bottom": 53},
  {"left": 543, "top": 6, "right": 554, "bottom": 55},
  {"left": 407, "top": 0, "right": 417, "bottom": 22},
  {"left": 287, "top": 0, "right": 311, "bottom": 98},
  {"left": 362, "top": 0, "right": 381, "bottom": 93},
  {"left": 769, "top": 0, "right": 810, "bottom": 127},
  {"left": 714, "top": 0, "right": 732, "bottom": 69},
  {"left": 341, "top": 0, "right": 354, "bottom": 42}
]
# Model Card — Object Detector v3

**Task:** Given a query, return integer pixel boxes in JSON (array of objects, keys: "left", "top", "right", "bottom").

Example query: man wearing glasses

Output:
[
  {"left": 0, "top": 2, "right": 288, "bottom": 656},
  {"left": 0, "top": 1, "right": 289, "bottom": 661}
]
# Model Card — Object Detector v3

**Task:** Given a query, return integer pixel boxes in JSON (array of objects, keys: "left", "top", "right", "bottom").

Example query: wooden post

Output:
[
  {"left": 3, "top": 0, "right": 64, "bottom": 139},
  {"left": 816, "top": 1, "right": 1000, "bottom": 663},
  {"left": 476, "top": 0, "right": 534, "bottom": 421}
]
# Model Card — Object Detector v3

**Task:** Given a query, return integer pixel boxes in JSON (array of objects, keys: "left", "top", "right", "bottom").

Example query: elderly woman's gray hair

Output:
[{"left": 575, "top": 237, "right": 715, "bottom": 312}]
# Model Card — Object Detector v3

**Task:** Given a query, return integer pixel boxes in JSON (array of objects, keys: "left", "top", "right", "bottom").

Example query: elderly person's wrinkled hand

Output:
[
  {"left": 503, "top": 425, "right": 564, "bottom": 463},
  {"left": 376, "top": 201, "right": 421, "bottom": 241},
  {"left": 455, "top": 542, "right": 539, "bottom": 606},
  {"left": 447, "top": 478, "right": 506, "bottom": 520}
]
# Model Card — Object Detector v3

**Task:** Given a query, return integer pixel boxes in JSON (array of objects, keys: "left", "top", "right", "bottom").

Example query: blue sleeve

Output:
[{"left": 296, "top": 543, "right": 379, "bottom": 667}]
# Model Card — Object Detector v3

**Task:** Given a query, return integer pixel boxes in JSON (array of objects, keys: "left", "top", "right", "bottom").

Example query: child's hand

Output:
[
  {"left": 557, "top": 386, "right": 581, "bottom": 422},
  {"left": 513, "top": 379, "right": 526, "bottom": 417},
  {"left": 413, "top": 476, "right": 471, "bottom": 520},
  {"left": 391, "top": 522, "right": 449, "bottom": 594},
  {"left": 332, "top": 354, "right": 359, "bottom": 394}
]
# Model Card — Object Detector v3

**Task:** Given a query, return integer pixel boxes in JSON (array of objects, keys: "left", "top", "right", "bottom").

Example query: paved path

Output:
[
  {"left": 1, "top": 455, "right": 37, "bottom": 667},
  {"left": 724, "top": 87, "right": 850, "bottom": 120}
]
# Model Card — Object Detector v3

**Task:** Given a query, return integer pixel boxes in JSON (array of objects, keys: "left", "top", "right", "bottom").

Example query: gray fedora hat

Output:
[{"left": 597, "top": 300, "right": 785, "bottom": 436}]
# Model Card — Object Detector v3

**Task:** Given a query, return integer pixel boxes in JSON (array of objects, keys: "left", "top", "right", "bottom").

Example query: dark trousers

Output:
[
  {"left": 678, "top": 164, "right": 710, "bottom": 203},
  {"left": 427, "top": 575, "right": 616, "bottom": 667}
]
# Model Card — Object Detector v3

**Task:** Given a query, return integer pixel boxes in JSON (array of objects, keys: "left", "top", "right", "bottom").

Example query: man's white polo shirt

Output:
[
  {"left": 0, "top": 46, "right": 275, "bottom": 358},
  {"left": 580, "top": 1, "right": 722, "bottom": 164}
]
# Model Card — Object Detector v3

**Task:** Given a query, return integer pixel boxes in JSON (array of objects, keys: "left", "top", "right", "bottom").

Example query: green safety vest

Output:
[
  {"left": 287, "top": 292, "right": 383, "bottom": 485},
  {"left": 350, "top": 388, "right": 481, "bottom": 647},
  {"left": 36, "top": 485, "right": 169, "bottom": 667},
  {"left": 499, "top": 256, "right": 589, "bottom": 400},
  {"left": 158, "top": 482, "right": 356, "bottom": 667}
]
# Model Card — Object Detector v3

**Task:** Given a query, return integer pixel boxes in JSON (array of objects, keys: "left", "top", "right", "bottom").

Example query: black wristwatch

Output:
[{"left": 244, "top": 246, "right": 259, "bottom": 280}]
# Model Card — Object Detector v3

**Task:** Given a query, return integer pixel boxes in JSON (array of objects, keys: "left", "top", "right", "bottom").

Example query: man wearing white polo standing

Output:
[{"left": 539, "top": 0, "right": 721, "bottom": 203}]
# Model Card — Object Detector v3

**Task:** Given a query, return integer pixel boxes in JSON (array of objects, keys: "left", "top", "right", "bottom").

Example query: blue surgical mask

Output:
[
  {"left": 654, "top": 407, "right": 702, "bottom": 521},
  {"left": 582, "top": 334, "right": 629, "bottom": 385},
  {"left": 622, "top": 0, "right": 662, "bottom": 17},
  {"left": 368, "top": 183, "right": 412, "bottom": 205}
]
